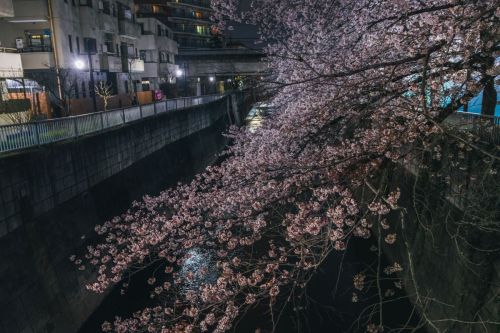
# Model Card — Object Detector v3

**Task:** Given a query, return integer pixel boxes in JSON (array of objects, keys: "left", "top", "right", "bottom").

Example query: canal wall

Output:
[
  {"left": 369, "top": 162, "right": 499, "bottom": 333},
  {"left": 0, "top": 94, "right": 248, "bottom": 333}
]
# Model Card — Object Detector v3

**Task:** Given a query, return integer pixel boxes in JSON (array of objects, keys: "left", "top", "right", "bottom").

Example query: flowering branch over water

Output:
[{"left": 77, "top": 1, "right": 499, "bottom": 332}]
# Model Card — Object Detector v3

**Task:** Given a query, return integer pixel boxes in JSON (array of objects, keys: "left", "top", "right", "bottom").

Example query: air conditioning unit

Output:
[
  {"left": 98, "top": 1, "right": 104, "bottom": 10},
  {"left": 102, "top": 44, "right": 108, "bottom": 53}
]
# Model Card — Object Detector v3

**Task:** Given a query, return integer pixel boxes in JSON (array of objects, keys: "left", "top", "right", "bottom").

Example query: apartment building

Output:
[
  {"left": 0, "top": 0, "right": 178, "bottom": 115},
  {"left": 135, "top": 0, "right": 215, "bottom": 49},
  {"left": 136, "top": 16, "right": 178, "bottom": 93}
]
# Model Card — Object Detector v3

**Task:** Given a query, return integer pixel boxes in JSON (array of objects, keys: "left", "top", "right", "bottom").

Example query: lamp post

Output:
[
  {"left": 177, "top": 63, "right": 189, "bottom": 97},
  {"left": 175, "top": 68, "right": 184, "bottom": 97},
  {"left": 74, "top": 39, "right": 97, "bottom": 112},
  {"left": 86, "top": 39, "right": 97, "bottom": 112},
  {"left": 209, "top": 75, "right": 215, "bottom": 94}
]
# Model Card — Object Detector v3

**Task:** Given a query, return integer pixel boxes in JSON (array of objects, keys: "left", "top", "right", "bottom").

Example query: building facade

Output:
[
  {"left": 0, "top": 0, "right": 179, "bottom": 116},
  {"left": 136, "top": 16, "right": 178, "bottom": 93},
  {"left": 135, "top": 0, "right": 215, "bottom": 49},
  {"left": 134, "top": 1, "right": 267, "bottom": 97}
]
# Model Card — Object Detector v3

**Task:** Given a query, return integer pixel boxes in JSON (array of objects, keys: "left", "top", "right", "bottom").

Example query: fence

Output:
[
  {"left": 0, "top": 94, "right": 226, "bottom": 154},
  {"left": 447, "top": 112, "right": 500, "bottom": 144}
]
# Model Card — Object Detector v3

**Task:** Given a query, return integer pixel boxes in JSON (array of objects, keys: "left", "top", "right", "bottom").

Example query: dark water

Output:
[
  {"left": 78, "top": 236, "right": 421, "bottom": 333},
  {"left": 78, "top": 107, "right": 422, "bottom": 333}
]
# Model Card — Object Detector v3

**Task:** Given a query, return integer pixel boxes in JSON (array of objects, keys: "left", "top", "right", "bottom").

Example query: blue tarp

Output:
[{"left": 458, "top": 84, "right": 500, "bottom": 116}]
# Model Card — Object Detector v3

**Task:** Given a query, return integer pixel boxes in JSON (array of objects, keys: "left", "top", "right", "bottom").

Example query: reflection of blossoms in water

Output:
[{"left": 179, "top": 248, "right": 218, "bottom": 292}]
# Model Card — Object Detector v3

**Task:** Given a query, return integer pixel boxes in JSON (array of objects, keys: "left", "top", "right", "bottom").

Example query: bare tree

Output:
[
  {"left": 28, "top": 68, "right": 78, "bottom": 117},
  {"left": 95, "top": 81, "right": 113, "bottom": 111}
]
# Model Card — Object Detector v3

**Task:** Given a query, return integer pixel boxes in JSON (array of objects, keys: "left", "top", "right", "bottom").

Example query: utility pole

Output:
[
  {"left": 86, "top": 39, "right": 97, "bottom": 112},
  {"left": 47, "top": 0, "right": 64, "bottom": 115}
]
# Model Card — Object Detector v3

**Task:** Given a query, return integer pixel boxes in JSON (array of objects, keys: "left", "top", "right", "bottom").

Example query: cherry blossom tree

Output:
[{"left": 76, "top": 1, "right": 499, "bottom": 332}]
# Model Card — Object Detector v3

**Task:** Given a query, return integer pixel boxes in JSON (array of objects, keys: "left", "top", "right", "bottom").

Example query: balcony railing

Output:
[
  {"left": 166, "top": 0, "right": 212, "bottom": 10},
  {"left": 0, "top": 94, "right": 230, "bottom": 154},
  {"left": 119, "top": 20, "right": 140, "bottom": 38},
  {"left": 0, "top": 48, "right": 23, "bottom": 78}
]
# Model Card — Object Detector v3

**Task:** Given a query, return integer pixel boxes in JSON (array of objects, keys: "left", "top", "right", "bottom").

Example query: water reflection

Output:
[
  {"left": 179, "top": 248, "right": 217, "bottom": 292},
  {"left": 246, "top": 103, "right": 275, "bottom": 132}
]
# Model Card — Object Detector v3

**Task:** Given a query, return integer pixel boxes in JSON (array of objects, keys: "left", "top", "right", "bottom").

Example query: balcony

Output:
[
  {"left": 169, "top": 22, "right": 211, "bottom": 37},
  {"left": 137, "top": 35, "right": 178, "bottom": 54},
  {"left": 137, "top": 35, "right": 156, "bottom": 51},
  {"left": 143, "top": 62, "right": 158, "bottom": 78},
  {"left": 98, "top": 11, "right": 118, "bottom": 33},
  {"left": 8, "top": 0, "right": 48, "bottom": 19},
  {"left": 166, "top": 0, "right": 212, "bottom": 11},
  {"left": 119, "top": 20, "right": 140, "bottom": 39},
  {"left": 130, "top": 59, "right": 144, "bottom": 73},
  {"left": 20, "top": 52, "right": 55, "bottom": 70},
  {"left": 0, "top": 0, "right": 14, "bottom": 17},
  {"left": 100, "top": 54, "right": 122, "bottom": 72},
  {"left": 0, "top": 48, "right": 23, "bottom": 77},
  {"left": 159, "top": 63, "right": 178, "bottom": 76}
]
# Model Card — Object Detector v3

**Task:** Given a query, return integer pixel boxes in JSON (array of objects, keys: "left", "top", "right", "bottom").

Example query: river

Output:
[{"left": 78, "top": 104, "right": 422, "bottom": 333}]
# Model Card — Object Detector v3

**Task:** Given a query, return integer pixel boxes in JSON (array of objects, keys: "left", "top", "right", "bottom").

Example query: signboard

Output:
[
  {"left": 15, "top": 38, "right": 23, "bottom": 50},
  {"left": 154, "top": 90, "right": 162, "bottom": 101}
]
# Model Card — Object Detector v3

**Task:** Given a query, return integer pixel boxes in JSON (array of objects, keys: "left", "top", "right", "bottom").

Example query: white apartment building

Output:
[
  {"left": 0, "top": 0, "right": 178, "bottom": 115},
  {"left": 136, "top": 16, "right": 178, "bottom": 92}
]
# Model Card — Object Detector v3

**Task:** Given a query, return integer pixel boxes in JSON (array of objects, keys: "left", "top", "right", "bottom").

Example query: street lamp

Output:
[
  {"left": 74, "top": 60, "right": 85, "bottom": 70},
  {"left": 73, "top": 38, "right": 97, "bottom": 112},
  {"left": 178, "top": 63, "right": 189, "bottom": 97}
]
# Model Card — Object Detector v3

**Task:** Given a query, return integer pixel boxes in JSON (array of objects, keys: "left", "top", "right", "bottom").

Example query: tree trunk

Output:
[{"left": 481, "top": 76, "right": 497, "bottom": 116}]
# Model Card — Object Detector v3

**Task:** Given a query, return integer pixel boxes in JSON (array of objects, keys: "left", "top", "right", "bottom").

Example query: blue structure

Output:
[{"left": 458, "top": 83, "right": 500, "bottom": 116}]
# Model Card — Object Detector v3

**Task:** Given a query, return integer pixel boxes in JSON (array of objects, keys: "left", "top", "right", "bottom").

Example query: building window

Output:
[
  {"left": 76, "top": 37, "right": 80, "bottom": 54},
  {"left": 79, "top": 0, "right": 93, "bottom": 7},
  {"left": 124, "top": 81, "right": 129, "bottom": 94},
  {"left": 26, "top": 31, "right": 51, "bottom": 52},
  {"left": 68, "top": 35, "right": 73, "bottom": 53},
  {"left": 84, "top": 38, "right": 97, "bottom": 53},
  {"left": 104, "top": 33, "right": 114, "bottom": 53},
  {"left": 159, "top": 51, "right": 167, "bottom": 63},
  {"left": 82, "top": 81, "right": 87, "bottom": 98},
  {"left": 74, "top": 82, "right": 79, "bottom": 98},
  {"left": 102, "top": 1, "right": 111, "bottom": 14}
]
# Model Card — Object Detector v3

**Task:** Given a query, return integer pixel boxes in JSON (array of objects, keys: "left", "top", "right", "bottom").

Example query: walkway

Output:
[{"left": 0, "top": 94, "right": 224, "bottom": 154}]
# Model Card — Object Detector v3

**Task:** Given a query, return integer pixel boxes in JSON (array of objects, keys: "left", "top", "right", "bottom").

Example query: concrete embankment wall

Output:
[
  {"left": 370, "top": 164, "right": 499, "bottom": 333},
  {"left": 0, "top": 94, "right": 247, "bottom": 333}
]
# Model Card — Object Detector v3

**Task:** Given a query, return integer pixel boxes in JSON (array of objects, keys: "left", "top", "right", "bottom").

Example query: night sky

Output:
[{"left": 227, "top": 1, "right": 260, "bottom": 48}]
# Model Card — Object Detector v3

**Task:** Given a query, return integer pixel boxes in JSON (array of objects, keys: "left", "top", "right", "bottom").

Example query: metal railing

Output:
[
  {"left": 447, "top": 112, "right": 500, "bottom": 144},
  {"left": 0, "top": 94, "right": 225, "bottom": 154}
]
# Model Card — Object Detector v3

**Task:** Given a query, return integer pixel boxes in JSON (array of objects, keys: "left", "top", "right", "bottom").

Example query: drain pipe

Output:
[{"left": 47, "top": 0, "right": 64, "bottom": 111}]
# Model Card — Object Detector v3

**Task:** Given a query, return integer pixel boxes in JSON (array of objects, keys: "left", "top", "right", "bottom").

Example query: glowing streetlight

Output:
[
  {"left": 175, "top": 69, "right": 184, "bottom": 77},
  {"left": 74, "top": 59, "right": 85, "bottom": 70},
  {"left": 209, "top": 76, "right": 215, "bottom": 83}
]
